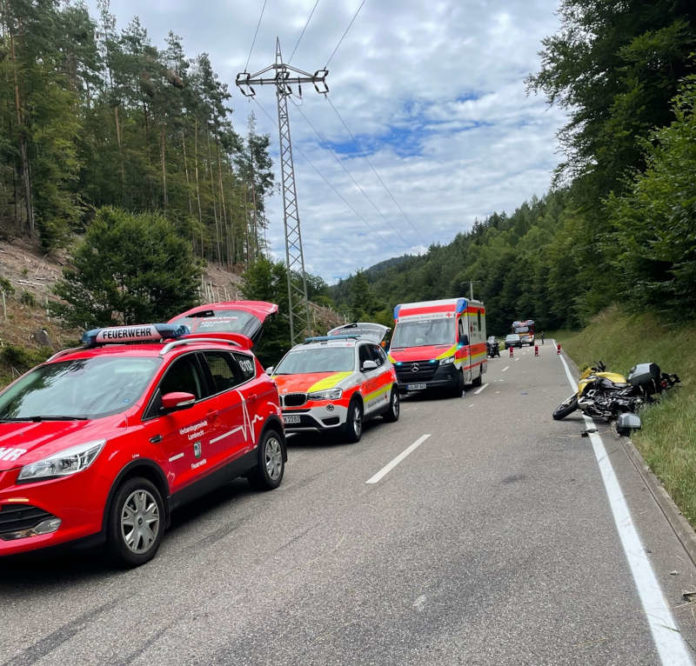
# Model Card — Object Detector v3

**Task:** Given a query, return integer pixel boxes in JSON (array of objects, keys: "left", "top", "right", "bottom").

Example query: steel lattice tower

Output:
[{"left": 236, "top": 40, "right": 328, "bottom": 344}]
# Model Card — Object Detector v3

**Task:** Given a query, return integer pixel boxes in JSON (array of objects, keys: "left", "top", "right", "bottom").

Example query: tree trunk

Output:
[
  {"left": 160, "top": 125, "right": 168, "bottom": 211},
  {"left": 8, "top": 17, "right": 34, "bottom": 236},
  {"left": 216, "top": 146, "right": 229, "bottom": 268},
  {"left": 114, "top": 105, "right": 125, "bottom": 203},
  {"left": 193, "top": 118, "right": 204, "bottom": 255},
  {"left": 205, "top": 131, "right": 221, "bottom": 264}
]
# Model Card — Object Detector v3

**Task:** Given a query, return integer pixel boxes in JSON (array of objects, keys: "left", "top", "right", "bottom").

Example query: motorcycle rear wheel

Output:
[{"left": 553, "top": 394, "right": 579, "bottom": 420}]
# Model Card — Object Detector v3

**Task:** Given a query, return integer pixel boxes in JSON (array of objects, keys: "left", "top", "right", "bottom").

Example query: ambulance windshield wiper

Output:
[{"left": 0, "top": 415, "right": 88, "bottom": 422}]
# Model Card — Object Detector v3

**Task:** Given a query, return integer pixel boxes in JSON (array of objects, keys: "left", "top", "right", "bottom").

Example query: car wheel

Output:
[
  {"left": 343, "top": 398, "right": 363, "bottom": 443},
  {"left": 383, "top": 389, "right": 400, "bottom": 422},
  {"left": 472, "top": 367, "right": 483, "bottom": 387},
  {"left": 451, "top": 369, "right": 464, "bottom": 397},
  {"left": 107, "top": 477, "right": 164, "bottom": 568},
  {"left": 248, "top": 428, "right": 285, "bottom": 490}
]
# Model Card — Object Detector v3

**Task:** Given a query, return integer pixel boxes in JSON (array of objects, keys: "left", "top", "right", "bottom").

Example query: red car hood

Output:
[
  {"left": 0, "top": 417, "right": 123, "bottom": 472},
  {"left": 389, "top": 344, "right": 453, "bottom": 362}
]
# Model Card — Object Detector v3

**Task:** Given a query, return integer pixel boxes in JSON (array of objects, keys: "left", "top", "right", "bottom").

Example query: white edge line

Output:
[
  {"left": 366, "top": 434, "right": 431, "bottom": 485},
  {"left": 557, "top": 352, "right": 692, "bottom": 665},
  {"left": 474, "top": 383, "right": 488, "bottom": 395}
]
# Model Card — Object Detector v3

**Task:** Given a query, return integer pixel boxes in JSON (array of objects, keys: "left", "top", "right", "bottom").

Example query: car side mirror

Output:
[
  {"left": 161, "top": 391, "right": 196, "bottom": 413},
  {"left": 265, "top": 366, "right": 275, "bottom": 375},
  {"left": 361, "top": 360, "right": 378, "bottom": 372}
]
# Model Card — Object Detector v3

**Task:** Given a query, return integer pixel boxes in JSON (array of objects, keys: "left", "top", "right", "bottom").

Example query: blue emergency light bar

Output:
[
  {"left": 81, "top": 323, "right": 190, "bottom": 347},
  {"left": 303, "top": 334, "right": 359, "bottom": 344}
]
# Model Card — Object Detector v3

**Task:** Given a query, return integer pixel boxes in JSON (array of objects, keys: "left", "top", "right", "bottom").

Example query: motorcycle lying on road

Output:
[{"left": 552, "top": 361, "right": 680, "bottom": 424}]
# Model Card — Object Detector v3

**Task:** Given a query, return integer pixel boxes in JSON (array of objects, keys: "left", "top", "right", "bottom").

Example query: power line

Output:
[
  {"left": 291, "top": 98, "right": 423, "bottom": 247},
  {"left": 325, "top": 0, "right": 367, "bottom": 68},
  {"left": 244, "top": 0, "right": 267, "bottom": 73},
  {"left": 251, "top": 98, "right": 402, "bottom": 248},
  {"left": 325, "top": 95, "right": 427, "bottom": 245},
  {"left": 288, "top": 0, "right": 321, "bottom": 64}
]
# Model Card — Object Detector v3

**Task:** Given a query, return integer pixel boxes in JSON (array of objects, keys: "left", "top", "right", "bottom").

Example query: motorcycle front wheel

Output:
[{"left": 553, "top": 394, "right": 579, "bottom": 420}]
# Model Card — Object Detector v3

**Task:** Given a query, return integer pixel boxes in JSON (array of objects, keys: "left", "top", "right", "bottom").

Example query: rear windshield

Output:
[
  {"left": 171, "top": 309, "right": 259, "bottom": 337},
  {"left": 274, "top": 347, "right": 355, "bottom": 374},
  {"left": 0, "top": 357, "right": 161, "bottom": 421}
]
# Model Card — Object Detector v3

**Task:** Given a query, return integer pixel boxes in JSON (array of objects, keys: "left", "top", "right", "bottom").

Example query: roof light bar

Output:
[
  {"left": 81, "top": 324, "right": 190, "bottom": 347},
  {"left": 303, "top": 334, "right": 359, "bottom": 344}
]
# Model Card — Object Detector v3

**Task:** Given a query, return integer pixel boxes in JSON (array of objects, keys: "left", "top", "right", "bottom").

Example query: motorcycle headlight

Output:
[
  {"left": 307, "top": 388, "right": 343, "bottom": 401},
  {"left": 439, "top": 356, "right": 455, "bottom": 366},
  {"left": 17, "top": 440, "right": 105, "bottom": 482}
]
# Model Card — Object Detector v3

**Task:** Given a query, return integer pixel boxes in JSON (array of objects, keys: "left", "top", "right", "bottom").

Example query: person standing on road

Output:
[{"left": 540, "top": 331, "right": 545, "bottom": 345}]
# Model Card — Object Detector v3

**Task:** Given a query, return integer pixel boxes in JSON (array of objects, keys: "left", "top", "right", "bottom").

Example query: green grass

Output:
[{"left": 557, "top": 305, "right": 696, "bottom": 525}]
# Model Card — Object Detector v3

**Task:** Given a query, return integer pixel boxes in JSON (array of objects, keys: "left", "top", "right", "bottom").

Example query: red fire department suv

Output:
[{"left": 0, "top": 303, "right": 285, "bottom": 567}]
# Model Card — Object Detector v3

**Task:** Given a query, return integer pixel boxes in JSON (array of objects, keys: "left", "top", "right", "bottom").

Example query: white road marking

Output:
[
  {"left": 515, "top": 358, "right": 520, "bottom": 362},
  {"left": 468, "top": 403, "right": 475, "bottom": 408},
  {"left": 557, "top": 352, "right": 692, "bottom": 665},
  {"left": 502, "top": 366, "right": 510, "bottom": 372},
  {"left": 474, "top": 383, "right": 488, "bottom": 395},
  {"left": 366, "top": 434, "right": 431, "bottom": 485},
  {"left": 413, "top": 595, "right": 427, "bottom": 612}
]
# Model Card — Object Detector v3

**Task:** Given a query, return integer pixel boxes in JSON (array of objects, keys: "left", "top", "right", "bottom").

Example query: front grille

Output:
[
  {"left": 0, "top": 504, "right": 55, "bottom": 536},
  {"left": 395, "top": 360, "right": 438, "bottom": 383},
  {"left": 282, "top": 393, "right": 307, "bottom": 407}
]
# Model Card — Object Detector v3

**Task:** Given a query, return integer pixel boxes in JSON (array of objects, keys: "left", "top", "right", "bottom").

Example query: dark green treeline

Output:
[
  {"left": 0, "top": 0, "right": 273, "bottom": 266},
  {"left": 332, "top": 0, "right": 696, "bottom": 334}
]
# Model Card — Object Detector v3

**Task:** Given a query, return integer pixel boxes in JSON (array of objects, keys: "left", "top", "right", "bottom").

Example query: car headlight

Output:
[
  {"left": 439, "top": 356, "right": 455, "bottom": 366},
  {"left": 307, "top": 388, "right": 343, "bottom": 401},
  {"left": 17, "top": 440, "right": 105, "bottom": 482}
]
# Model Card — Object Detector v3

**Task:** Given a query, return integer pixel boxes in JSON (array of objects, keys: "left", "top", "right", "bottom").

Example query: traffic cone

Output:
[
  {"left": 535, "top": 345, "right": 539, "bottom": 357},
  {"left": 556, "top": 343, "right": 561, "bottom": 355},
  {"left": 509, "top": 346, "right": 514, "bottom": 358}
]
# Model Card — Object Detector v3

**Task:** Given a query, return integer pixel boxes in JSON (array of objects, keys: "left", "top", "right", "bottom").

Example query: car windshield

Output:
[
  {"left": 0, "top": 356, "right": 161, "bottom": 421},
  {"left": 274, "top": 347, "right": 355, "bottom": 374},
  {"left": 506, "top": 335, "right": 519, "bottom": 341},
  {"left": 391, "top": 318, "right": 453, "bottom": 348}
]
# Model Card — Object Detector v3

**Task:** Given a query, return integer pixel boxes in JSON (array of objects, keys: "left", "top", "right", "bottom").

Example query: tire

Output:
[
  {"left": 450, "top": 370, "right": 464, "bottom": 397},
  {"left": 248, "top": 428, "right": 285, "bottom": 491},
  {"left": 383, "top": 389, "right": 400, "bottom": 422},
  {"left": 107, "top": 477, "right": 164, "bottom": 568},
  {"left": 472, "top": 366, "right": 483, "bottom": 387},
  {"left": 343, "top": 398, "right": 363, "bottom": 443},
  {"left": 552, "top": 394, "right": 579, "bottom": 420}
]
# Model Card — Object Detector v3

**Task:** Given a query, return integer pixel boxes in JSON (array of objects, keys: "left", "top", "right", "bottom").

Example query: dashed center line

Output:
[
  {"left": 502, "top": 366, "right": 510, "bottom": 372},
  {"left": 474, "top": 383, "right": 488, "bottom": 395},
  {"left": 366, "top": 434, "right": 431, "bottom": 484}
]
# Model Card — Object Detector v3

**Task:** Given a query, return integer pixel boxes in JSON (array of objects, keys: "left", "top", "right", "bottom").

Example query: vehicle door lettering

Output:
[{"left": 179, "top": 420, "right": 208, "bottom": 441}]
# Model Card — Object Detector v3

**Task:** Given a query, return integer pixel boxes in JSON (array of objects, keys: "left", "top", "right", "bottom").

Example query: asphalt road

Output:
[{"left": 2, "top": 344, "right": 696, "bottom": 665}]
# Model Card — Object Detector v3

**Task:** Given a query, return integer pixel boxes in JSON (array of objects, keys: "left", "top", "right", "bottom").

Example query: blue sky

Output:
[{"left": 87, "top": 0, "right": 566, "bottom": 283}]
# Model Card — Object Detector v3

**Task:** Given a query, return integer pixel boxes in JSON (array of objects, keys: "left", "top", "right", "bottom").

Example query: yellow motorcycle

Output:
[{"left": 553, "top": 361, "right": 678, "bottom": 421}]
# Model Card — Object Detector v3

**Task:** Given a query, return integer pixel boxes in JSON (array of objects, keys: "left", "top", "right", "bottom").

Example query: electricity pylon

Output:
[{"left": 236, "top": 39, "right": 329, "bottom": 345}]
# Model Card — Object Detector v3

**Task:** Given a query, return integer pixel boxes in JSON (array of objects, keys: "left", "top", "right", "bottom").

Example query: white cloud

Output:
[{"left": 88, "top": 0, "right": 565, "bottom": 282}]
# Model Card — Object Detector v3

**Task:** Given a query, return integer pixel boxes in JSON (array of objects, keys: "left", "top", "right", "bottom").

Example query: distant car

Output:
[
  {"left": 0, "top": 304, "right": 285, "bottom": 567},
  {"left": 504, "top": 334, "right": 522, "bottom": 349},
  {"left": 270, "top": 332, "right": 399, "bottom": 443},
  {"left": 487, "top": 336, "right": 500, "bottom": 357}
]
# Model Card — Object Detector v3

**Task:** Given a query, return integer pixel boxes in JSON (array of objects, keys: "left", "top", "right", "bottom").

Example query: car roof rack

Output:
[{"left": 159, "top": 337, "right": 242, "bottom": 356}]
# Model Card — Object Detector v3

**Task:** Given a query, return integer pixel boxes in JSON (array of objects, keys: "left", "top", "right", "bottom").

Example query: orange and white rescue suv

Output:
[{"left": 389, "top": 298, "right": 487, "bottom": 396}]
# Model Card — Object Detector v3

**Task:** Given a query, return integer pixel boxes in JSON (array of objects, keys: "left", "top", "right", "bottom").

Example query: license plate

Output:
[
  {"left": 407, "top": 383, "right": 427, "bottom": 391},
  {"left": 283, "top": 414, "right": 301, "bottom": 424}
]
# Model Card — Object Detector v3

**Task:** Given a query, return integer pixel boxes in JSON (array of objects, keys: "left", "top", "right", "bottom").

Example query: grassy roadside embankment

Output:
[{"left": 555, "top": 306, "right": 696, "bottom": 526}]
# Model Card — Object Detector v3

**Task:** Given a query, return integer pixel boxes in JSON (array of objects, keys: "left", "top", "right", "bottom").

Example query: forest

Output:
[
  {"left": 1, "top": 0, "right": 696, "bottom": 346},
  {"left": 332, "top": 1, "right": 696, "bottom": 336},
  {"left": 0, "top": 0, "right": 273, "bottom": 267}
]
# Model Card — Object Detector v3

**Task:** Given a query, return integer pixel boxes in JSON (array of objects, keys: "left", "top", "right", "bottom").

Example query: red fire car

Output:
[{"left": 0, "top": 303, "right": 284, "bottom": 567}]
